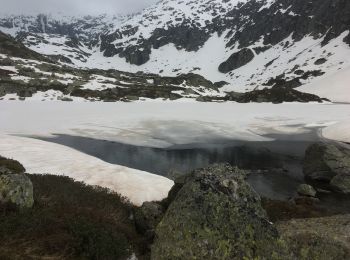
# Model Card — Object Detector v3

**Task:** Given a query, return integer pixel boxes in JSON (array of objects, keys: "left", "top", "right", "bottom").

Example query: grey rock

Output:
[
  {"left": 303, "top": 143, "right": 350, "bottom": 182},
  {"left": 0, "top": 173, "right": 34, "bottom": 209},
  {"left": 151, "top": 164, "right": 286, "bottom": 260},
  {"left": 297, "top": 184, "right": 317, "bottom": 197}
]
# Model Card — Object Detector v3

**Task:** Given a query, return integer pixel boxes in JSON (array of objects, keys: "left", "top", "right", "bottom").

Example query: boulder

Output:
[
  {"left": 0, "top": 172, "right": 34, "bottom": 209},
  {"left": 0, "top": 156, "right": 34, "bottom": 209},
  {"left": 297, "top": 184, "right": 317, "bottom": 197},
  {"left": 151, "top": 164, "right": 286, "bottom": 259},
  {"left": 303, "top": 143, "right": 350, "bottom": 182}
]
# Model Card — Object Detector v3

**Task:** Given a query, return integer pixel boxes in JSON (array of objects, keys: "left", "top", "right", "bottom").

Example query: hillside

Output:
[
  {"left": 0, "top": 31, "right": 326, "bottom": 103},
  {"left": 0, "top": 159, "right": 148, "bottom": 259}
]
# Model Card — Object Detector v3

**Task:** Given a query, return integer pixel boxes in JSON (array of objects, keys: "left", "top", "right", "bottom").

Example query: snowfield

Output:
[
  {"left": 1, "top": 101, "right": 349, "bottom": 203},
  {"left": 0, "top": 134, "right": 173, "bottom": 206}
]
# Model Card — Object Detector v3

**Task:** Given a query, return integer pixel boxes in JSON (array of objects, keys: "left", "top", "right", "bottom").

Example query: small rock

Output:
[{"left": 297, "top": 184, "right": 317, "bottom": 197}]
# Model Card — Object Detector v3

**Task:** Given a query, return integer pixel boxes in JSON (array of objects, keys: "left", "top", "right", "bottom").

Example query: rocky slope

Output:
[{"left": 1, "top": 31, "right": 327, "bottom": 103}]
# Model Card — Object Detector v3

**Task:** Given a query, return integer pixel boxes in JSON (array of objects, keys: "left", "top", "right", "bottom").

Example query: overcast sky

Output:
[{"left": 0, "top": 0, "right": 159, "bottom": 15}]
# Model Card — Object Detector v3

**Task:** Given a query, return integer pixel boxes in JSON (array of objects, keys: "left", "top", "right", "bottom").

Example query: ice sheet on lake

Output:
[{"left": 0, "top": 101, "right": 349, "bottom": 147}]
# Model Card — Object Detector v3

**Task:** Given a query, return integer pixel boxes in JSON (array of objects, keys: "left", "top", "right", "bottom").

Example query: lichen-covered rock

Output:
[
  {"left": 297, "top": 184, "right": 317, "bottom": 197},
  {"left": 151, "top": 164, "right": 287, "bottom": 260},
  {"left": 0, "top": 173, "right": 34, "bottom": 209},
  {"left": 0, "top": 156, "right": 34, "bottom": 209},
  {"left": 303, "top": 143, "right": 350, "bottom": 182}
]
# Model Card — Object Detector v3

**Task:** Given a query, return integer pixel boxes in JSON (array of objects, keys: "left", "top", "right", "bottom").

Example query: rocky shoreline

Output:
[{"left": 1, "top": 141, "right": 350, "bottom": 259}]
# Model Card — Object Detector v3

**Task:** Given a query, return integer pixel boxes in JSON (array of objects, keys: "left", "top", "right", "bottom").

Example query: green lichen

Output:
[{"left": 151, "top": 164, "right": 289, "bottom": 260}]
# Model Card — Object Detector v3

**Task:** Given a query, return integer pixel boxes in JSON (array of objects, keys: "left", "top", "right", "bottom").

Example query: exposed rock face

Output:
[
  {"left": 0, "top": 156, "right": 34, "bottom": 209},
  {"left": 303, "top": 143, "right": 350, "bottom": 182},
  {"left": 151, "top": 164, "right": 285, "bottom": 260},
  {"left": 218, "top": 48, "right": 254, "bottom": 73},
  {"left": 226, "top": 87, "right": 326, "bottom": 103},
  {"left": 0, "top": 31, "right": 49, "bottom": 61}
]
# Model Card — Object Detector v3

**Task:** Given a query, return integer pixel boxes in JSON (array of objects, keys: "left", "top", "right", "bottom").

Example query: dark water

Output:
[{"left": 38, "top": 133, "right": 319, "bottom": 200}]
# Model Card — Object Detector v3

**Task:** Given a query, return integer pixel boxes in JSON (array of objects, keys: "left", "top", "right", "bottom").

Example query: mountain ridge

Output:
[{"left": 1, "top": 0, "right": 350, "bottom": 101}]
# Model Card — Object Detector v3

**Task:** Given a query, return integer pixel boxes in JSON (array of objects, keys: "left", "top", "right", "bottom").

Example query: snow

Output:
[
  {"left": 298, "top": 65, "right": 350, "bottom": 103},
  {"left": 322, "top": 121, "right": 350, "bottom": 143},
  {"left": 11, "top": 75, "right": 32, "bottom": 82},
  {"left": 258, "top": 0, "right": 276, "bottom": 12},
  {"left": 0, "top": 134, "right": 174, "bottom": 206},
  {"left": 0, "top": 65, "right": 17, "bottom": 73}
]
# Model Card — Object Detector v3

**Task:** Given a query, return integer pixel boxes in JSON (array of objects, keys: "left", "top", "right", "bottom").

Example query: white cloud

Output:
[{"left": 0, "top": 0, "right": 159, "bottom": 15}]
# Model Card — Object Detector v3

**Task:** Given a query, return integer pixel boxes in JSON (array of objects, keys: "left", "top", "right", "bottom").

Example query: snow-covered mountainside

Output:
[
  {"left": 1, "top": 0, "right": 350, "bottom": 102},
  {"left": 97, "top": 0, "right": 350, "bottom": 101},
  {"left": 0, "top": 13, "right": 127, "bottom": 63}
]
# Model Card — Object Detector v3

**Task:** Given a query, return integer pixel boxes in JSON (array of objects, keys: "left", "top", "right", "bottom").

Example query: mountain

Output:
[
  {"left": 1, "top": 0, "right": 350, "bottom": 102},
  {"left": 98, "top": 0, "right": 350, "bottom": 101}
]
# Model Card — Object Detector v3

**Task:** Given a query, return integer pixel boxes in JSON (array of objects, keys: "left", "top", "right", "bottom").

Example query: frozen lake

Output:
[{"left": 1, "top": 101, "right": 350, "bottom": 203}]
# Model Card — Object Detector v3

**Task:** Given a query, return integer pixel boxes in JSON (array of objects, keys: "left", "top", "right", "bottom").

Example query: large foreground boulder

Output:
[
  {"left": 151, "top": 164, "right": 285, "bottom": 259},
  {"left": 0, "top": 156, "right": 34, "bottom": 209},
  {"left": 303, "top": 143, "right": 350, "bottom": 194}
]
